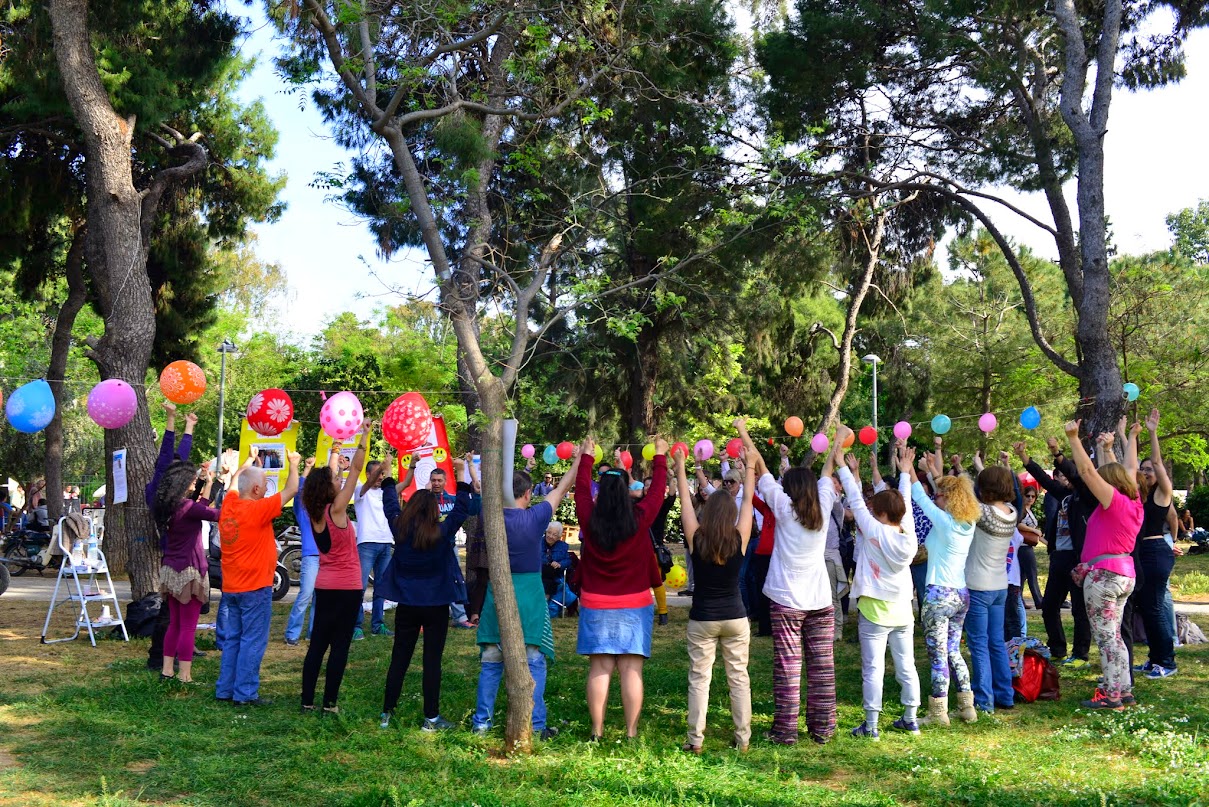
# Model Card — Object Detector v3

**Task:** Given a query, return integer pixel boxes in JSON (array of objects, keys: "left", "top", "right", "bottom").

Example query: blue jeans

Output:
[
  {"left": 471, "top": 644, "right": 547, "bottom": 731},
  {"left": 966, "top": 588, "right": 1015, "bottom": 711},
  {"left": 284, "top": 555, "right": 319, "bottom": 642},
  {"left": 355, "top": 542, "right": 394, "bottom": 632},
  {"left": 215, "top": 587, "right": 273, "bottom": 702},
  {"left": 215, "top": 592, "right": 232, "bottom": 651}
]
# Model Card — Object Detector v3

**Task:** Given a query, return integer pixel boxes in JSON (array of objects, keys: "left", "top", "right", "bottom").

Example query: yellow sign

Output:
[
  {"left": 238, "top": 419, "right": 300, "bottom": 502},
  {"left": 315, "top": 430, "right": 369, "bottom": 484}
]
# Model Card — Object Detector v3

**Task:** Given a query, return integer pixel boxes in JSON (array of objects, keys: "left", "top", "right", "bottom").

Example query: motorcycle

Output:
[
  {"left": 276, "top": 526, "right": 303, "bottom": 586},
  {"left": 1, "top": 528, "right": 57, "bottom": 576}
]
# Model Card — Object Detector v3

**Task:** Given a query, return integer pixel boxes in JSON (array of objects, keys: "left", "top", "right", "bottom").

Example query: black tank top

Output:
[
  {"left": 1138, "top": 490, "right": 1168, "bottom": 538},
  {"left": 689, "top": 545, "right": 745, "bottom": 622}
]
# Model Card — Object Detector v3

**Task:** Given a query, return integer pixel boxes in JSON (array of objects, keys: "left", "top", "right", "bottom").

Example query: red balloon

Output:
[
  {"left": 383, "top": 392, "right": 433, "bottom": 451},
  {"left": 619, "top": 450, "right": 633, "bottom": 470},
  {"left": 858, "top": 426, "right": 878, "bottom": 446},
  {"left": 556, "top": 441, "right": 574, "bottom": 460},
  {"left": 247, "top": 389, "right": 294, "bottom": 437},
  {"left": 726, "top": 438, "right": 742, "bottom": 458},
  {"left": 671, "top": 441, "right": 690, "bottom": 459}
]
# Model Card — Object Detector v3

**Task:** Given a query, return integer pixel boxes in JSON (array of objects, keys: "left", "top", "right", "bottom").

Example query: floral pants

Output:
[
  {"left": 922, "top": 584, "right": 972, "bottom": 698},
  {"left": 1083, "top": 568, "right": 1135, "bottom": 700}
]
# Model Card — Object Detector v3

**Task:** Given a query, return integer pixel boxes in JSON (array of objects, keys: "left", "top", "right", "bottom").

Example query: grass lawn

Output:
[{"left": 2, "top": 589, "right": 1208, "bottom": 806}]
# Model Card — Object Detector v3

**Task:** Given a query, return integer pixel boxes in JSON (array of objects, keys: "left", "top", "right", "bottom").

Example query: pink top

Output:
[
  {"left": 1082, "top": 489, "right": 1142, "bottom": 578},
  {"left": 316, "top": 506, "right": 362, "bottom": 590}
]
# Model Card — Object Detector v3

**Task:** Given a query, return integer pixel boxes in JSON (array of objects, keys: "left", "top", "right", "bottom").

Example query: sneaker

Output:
[
  {"left": 1063, "top": 657, "right": 1089, "bottom": 669},
  {"left": 471, "top": 723, "right": 490, "bottom": 736},
  {"left": 891, "top": 717, "right": 921, "bottom": 735},
  {"left": 850, "top": 722, "right": 880, "bottom": 741},
  {"left": 1081, "top": 688, "right": 1124, "bottom": 711},
  {"left": 284, "top": 638, "right": 299, "bottom": 646},
  {"left": 657, "top": 613, "right": 669, "bottom": 626},
  {"left": 422, "top": 715, "right": 455, "bottom": 732},
  {"left": 539, "top": 727, "right": 560, "bottom": 741},
  {"left": 372, "top": 625, "right": 393, "bottom": 637},
  {"left": 1146, "top": 664, "right": 1177, "bottom": 679},
  {"left": 379, "top": 712, "right": 391, "bottom": 729},
  {"left": 352, "top": 628, "right": 365, "bottom": 641},
  {"left": 1121, "top": 693, "right": 1137, "bottom": 706},
  {"left": 1132, "top": 661, "right": 1152, "bottom": 673}
]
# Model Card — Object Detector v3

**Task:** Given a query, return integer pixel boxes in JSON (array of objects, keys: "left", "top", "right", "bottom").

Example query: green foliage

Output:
[{"left": 1185, "top": 486, "right": 1209, "bottom": 531}]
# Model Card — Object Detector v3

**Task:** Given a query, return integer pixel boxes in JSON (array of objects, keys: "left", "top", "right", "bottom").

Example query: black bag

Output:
[
  {"left": 652, "top": 533, "right": 674, "bottom": 577},
  {"left": 124, "top": 593, "right": 163, "bottom": 638}
]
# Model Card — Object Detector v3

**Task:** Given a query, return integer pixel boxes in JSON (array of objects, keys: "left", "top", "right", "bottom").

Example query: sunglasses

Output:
[{"left": 721, "top": 480, "right": 739, "bottom": 487}]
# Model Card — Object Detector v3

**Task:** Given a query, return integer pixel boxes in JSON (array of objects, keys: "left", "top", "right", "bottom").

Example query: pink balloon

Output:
[
  {"left": 979, "top": 412, "right": 998, "bottom": 433},
  {"left": 693, "top": 439, "right": 714, "bottom": 462},
  {"left": 87, "top": 379, "right": 138, "bottom": 430},
  {"left": 521, "top": 443, "right": 536, "bottom": 459},
  {"left": 893, "top": 421, "right": 912, "bottom": 440},
  {"left": 810, "top": 433, "right": 830, "bottom": 454},
  {"left": 321, "top": 391, "right": 364, "bottom": 441}
]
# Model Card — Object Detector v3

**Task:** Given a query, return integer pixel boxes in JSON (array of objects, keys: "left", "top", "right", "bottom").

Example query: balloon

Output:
[
  {"left": 639, "top": 443, "right": 654, "bottom": 461},
  {"left": 671, "top": 441, "right": 690, "bottom": 459},
  {"left": 1018, "top": 471, "right": 1041, "bottom": 491},
  {"left": 382, "top": 392, "right": 433, "bottom": 451},
  {"left": 320, "top": 391, "right": 364, "bottom": 442},
  {"left": 859, "top": 426, "right": 877, "bottom": 446},
  {"left": 978, "top": 412, "right": 998, "bottom": 433},
  {"left": 1123, "top": 382, "right": 1140, "bottom": 402},
  {"left": 842, "top": 430, "right": 855, "bottom": 448},
  {"left": 784, "top": 416, "right": 804, "bottom": 438},
  {"left": 543, "top": 445, "right": 558, "bottom": 464},
  {"left": 521, "top": 443, "right": 536, "bottom": 459},
  {"left": 1019, "top": 406, "right": 1041, "bottom": 430},
  {"left": 725, "top": 438, "right": 742, "bottom": 458},
  {"left": 158, "top": 360, "right": 207, "bottom": 405},
  {"left": 556, "top": 441, "right": 574, "bottom": 460},
  {"left": 5, "top": 379, "right": 55, "bottom": 434},
  {"left": 665, "top": 564, "right": 687, "bottom": 589},
  {"left": 246, "top": 388, "right": 294, "bottom": 437},
  {"left": 931, "top": 414, "right": 952, "bottom": 435},
  {"left": 810, "top": 433, "right": 829, "bottom": 454},
  {"left": 87, "top": 379, "right": 137, "bottom": 430},
  {"left": 619, "top": 450, "right": 634, "bottom": 470},
  {"left": 593, "top": 444, "right": 603, "bottom": 464},
  {"left": 694, "top": 439, "right": 714, "bottom": 462},
  {"left": 893, "top": 421, "right": 912, "bottom": 441}
]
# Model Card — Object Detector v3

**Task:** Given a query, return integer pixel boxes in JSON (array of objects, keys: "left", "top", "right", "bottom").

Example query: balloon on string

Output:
[
  {"left": 784, "top": 416, "right": 804, "bottom": 438},
  {"left": 87, "top": 379, "right": 138, "bottom": 430},
  {"left": 556, "top": 441, "right": 574, "bottom": 460},
  {"left": 639, "top": 443, "right": 654, "bottom": 461},
  {"left": 810, "top": 433, "right": 829, "bottom": 454},
  {"left": 1019, "top": 406, "right": 1042, "bottom": 430},
  {"left": 543, "top": 444, "right": 558, "bottom": 464},
  {"left": 5, "top": 379, "right": 55, "bottom": 434},
  {"left": 841, "top": 430, "right": 855, "bottom": 448},
  {"left": 619, "top": 450, "right": 634, "bottom": 470},
  {"left": 694, "top": 439, "right": 714, "bottom": 462},
  {"left": 521, "top": 443, "right": 536, "bottom": 459},
  {"left": 1123, "top": 382, "right": 1140, "bottom": 402},
  {"left": 320, "top": 391, "right": 364, "bottom": 442},
  {"left": 931, "top": 414, "right": 952, "bottom": 435},
  {"left": 158, "top": 360, "right": 207, "bottom": 405},
  {"left": 382, "top": 392, "right": 432, "bottom": 451},
  {"left": 672, "top": 441, "right": 689, "bottom": 459},
  {"left": 978, "top": 413, "right": 998, "bottom": 433},
  {"left": 593, "top": 444, "right": 603, "bottom": 464},
  {"left": 893, "top": 421, "right": 912, "bottom": 440},
  {"left": 858, "top": 426, "right": 877, "bottom": 446},
  {"left": 725, "top": 438, "right": 742, "bottom": 458},
  {"left": 247, "top": 388, "right": 294, "bottom": 437},
  {"left": 665, "top": 563, "right": 687, "bottom": 589}
]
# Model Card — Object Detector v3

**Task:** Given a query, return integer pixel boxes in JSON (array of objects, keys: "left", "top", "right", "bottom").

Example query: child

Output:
[{"left": 836, "top": 427, "right": 920, "bottom": 739}]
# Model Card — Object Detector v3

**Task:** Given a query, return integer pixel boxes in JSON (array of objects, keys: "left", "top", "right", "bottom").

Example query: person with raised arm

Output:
[
  {"left": 298, "top": 423, "right": 372, "bottom": 714},
  {"left": 1135, "top": 409, "right": 1178, "bottom": 679},
  {"left": 837, "top": 428, "right": 920, "bottom": 739},
  {"left": 673, "top": 421, "right": 755, "bottom": 754},
  {"left": 284, "top": 457, "right": 319, "bottom": 646}
]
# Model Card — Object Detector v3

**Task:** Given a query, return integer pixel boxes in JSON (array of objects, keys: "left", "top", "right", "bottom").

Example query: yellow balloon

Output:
[
  {"left": 593, "top": 444, "right": 603, "bottom": 463},
  {"left": 642, "top": 442, "right": 656, "bottom": 461},
  {"left": 665, "top": 564, "right": 687, "bottom": 589}
]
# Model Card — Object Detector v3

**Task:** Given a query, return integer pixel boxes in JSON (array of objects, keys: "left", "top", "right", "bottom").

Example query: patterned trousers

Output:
[
  {"left": 1084, "top": 569, "right": 1135, "bottom": 701},
  {"left": 769, "top": 601, "right": 836, "bottom": 743},
  {"left": 921, "top": 585, "right": 972, "bottom": 697}
]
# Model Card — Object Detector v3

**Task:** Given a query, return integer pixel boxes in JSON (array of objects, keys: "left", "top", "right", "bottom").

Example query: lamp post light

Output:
[
  {"left": 863, "top": 354, "right": 882, "bottom": 433},
  {"left": 215, "top": 338, "right": 238, "bottom": 474}
]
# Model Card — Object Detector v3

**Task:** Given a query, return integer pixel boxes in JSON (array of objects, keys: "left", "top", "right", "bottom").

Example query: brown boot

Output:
[
  {"left": 955, "top": 690, "right": 978, "bottom": 724},
  {"left": 919, "top": 695, "right": 950, "bottom": 727}
]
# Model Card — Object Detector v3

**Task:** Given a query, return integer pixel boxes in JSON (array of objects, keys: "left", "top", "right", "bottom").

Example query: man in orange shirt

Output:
[{"left": 215, "top": 450, "right": 301, "bottom": 706}]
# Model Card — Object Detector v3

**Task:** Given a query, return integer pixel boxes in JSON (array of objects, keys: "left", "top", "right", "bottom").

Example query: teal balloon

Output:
[
  {"left": 1123, "top": 382, "right": 1140, "bottom": 402},
  {"left": 1019, "top": 406, "right": 1041, "bottom": 430},
  {"left": 5, "top": 379, "right": 56, "bottom": 434},
  {"left": 931, "top": 414, "right": 952, "bottom": 435},
  {"left": 542, "top": 444, "right": 558, "bottom": 464}
]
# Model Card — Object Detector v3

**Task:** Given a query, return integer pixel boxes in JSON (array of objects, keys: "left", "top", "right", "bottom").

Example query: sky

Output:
[{"left": 227, "top": 5, "right": 1209, "bottom": 342}]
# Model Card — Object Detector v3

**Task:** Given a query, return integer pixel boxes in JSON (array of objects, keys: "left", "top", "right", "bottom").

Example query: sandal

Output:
[{"left": 682, "top": 743, "right": 702, "bottom": 755}]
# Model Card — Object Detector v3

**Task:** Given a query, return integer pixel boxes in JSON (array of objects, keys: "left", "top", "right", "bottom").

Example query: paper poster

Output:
[
  {"left": 111, "top": 448, "right": 128, "bottom": 505},
  {"left": 315, "top": 430, "right": 370, "bottom": 485},
  {"left": 238, "top": 418, "right": 300, "bottom": 502},
  {"left": 397, "top": 415, "right": 456, "bottom": 499}
]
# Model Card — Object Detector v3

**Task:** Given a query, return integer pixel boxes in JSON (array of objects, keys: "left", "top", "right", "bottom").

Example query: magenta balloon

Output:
[
  {"left": 810, "top": 433, "right": 830, "bottom": 454},
  {"left": 87, "top": 379, "right": 138, "bottom": 430},
  {"left": 893, "top": 421, "right": 912, "bottom": 440},
  {"left": 521, "top": 443, "right": 536, "bottom": 459},
  {"left": 693, "top": 439, "right": 715, "bottom": 462},
  {"left": 978, "top": 412, "right": 998, "bottom": 433},
  {"left": 320, "top": 391, "right": 364, "bottom": 441}
]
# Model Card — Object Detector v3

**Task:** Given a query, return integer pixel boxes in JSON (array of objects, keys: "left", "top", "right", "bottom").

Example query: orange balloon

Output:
[
  {"left": 841, "top": 431, "right": 855, "bottom": 448},
  {"left": 159, "top": 360, "right": 207, "bottom": 405},
  {"left": 784, "top": 416, "right": 804, "bottom": 437}
]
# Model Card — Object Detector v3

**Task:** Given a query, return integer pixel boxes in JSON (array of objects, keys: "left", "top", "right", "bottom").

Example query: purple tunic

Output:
[
  {"left": 162, "top": 497, "right": 220, "bottom": 574},
  {"left": 145, "top": 430, "right": 193, "bottom": 509}
]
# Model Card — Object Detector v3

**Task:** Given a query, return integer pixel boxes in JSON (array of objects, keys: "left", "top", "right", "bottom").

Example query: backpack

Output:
[
  {"left": 123, "top": 594, "right": 163, "bottom": 638},
  {"left": 1013, "top": 648, "right": 1060, "bottom": 703}
]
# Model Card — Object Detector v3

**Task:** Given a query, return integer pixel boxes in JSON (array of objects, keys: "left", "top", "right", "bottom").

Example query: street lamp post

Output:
[
  {"left": 863, "top": 354, "right": 882, "bottom": 433},
  {"left": 215, "top": 338, "right": 238, "bottom": 473}
]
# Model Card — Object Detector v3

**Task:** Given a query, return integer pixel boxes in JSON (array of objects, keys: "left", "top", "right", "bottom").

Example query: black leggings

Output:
[
  {"left": 382, "top": 604, "right": 451, "bottom": 718},
  {"left": 301, "top": 588, "right": 362, "bottom": 708}
]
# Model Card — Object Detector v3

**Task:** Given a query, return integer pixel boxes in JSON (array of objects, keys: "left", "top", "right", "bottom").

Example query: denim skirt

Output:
[{"left": 576, "top": 604, "right": 655, "bottom": 657}]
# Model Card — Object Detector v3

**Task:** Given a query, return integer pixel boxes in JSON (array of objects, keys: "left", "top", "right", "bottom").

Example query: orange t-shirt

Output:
[{"left": 219, "top": 491, "right": 283, "bottom": 593}]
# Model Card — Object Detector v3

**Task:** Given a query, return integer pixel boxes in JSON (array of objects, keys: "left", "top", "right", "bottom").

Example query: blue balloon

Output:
[
  {"left": 1123, "top": 382, "right": 1140, "bottom": 402},
  {"left": 930, "top": 414, "right": 951, "bottom": 435},
  {"left": 542, "top": 444, "right": 558, "bottom": 465},
  {"left": 5, "top": 379, "right": 56, "bottom": 434},
  {"left": 1019, "top": 406, "right": 1041, "bottom": 430}
]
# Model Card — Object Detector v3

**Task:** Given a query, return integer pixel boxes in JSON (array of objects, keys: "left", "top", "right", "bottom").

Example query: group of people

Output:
[{"left": 143, "top": 398, "right": 1186, "bottom": 751}]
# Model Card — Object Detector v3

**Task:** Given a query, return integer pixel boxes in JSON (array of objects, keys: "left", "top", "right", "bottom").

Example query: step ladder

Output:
[{"left": 41, "top": 514, "right": 128, "bottom": 646}]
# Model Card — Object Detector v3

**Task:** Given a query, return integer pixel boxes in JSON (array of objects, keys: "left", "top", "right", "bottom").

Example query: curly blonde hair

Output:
[{"left": 935, "top": 474, "right": 980, "bottom": 524}]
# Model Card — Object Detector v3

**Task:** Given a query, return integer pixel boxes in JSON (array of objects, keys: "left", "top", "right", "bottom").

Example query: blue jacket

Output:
[
  {"left": 378, "top": 482, "right": 477, "bottom": 606},
  {"left": 543, "top": 539, "right": 571, "bottom": 568}
]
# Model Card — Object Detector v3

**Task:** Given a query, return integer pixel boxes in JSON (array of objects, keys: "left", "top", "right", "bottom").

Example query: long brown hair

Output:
[
  {"left": 1098, "top": 462, "right": 1138, "bottom": 501},
  {"left": 781, "top": 467, "right": 823, "bottom": 530},
  {"left": 695, "top": 490, "right": 740, "bottom": 565},
  {"left": 398, "top": 489, "right": 441, "bottom": 550}
]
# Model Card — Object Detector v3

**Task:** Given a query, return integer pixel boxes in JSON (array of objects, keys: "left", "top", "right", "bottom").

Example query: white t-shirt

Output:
[
  {"left": 1006, "top": 528, "right": 1024, "bottom": 587},
  {"left": 759, "top": 471, "right": 836, "bottom": 611},
  {"left": 353, "top": 485, "right": 393, "bottom": 544}
]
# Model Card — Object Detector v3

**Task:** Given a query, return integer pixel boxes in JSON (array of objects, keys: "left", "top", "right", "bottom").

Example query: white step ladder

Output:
[{"left": 41, "top": 514, "right": 128, "bottom": 646}]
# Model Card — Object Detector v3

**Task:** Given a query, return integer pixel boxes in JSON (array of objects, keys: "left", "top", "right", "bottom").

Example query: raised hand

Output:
[
  {"left": 1013, "top": 441, "right": 1029, "bottom": 463},
  {"left": 162, "top": 401, "right": 177, "bottom": 415},
  {"left": 581, "top": 437, "right": 596, "bottom": 459},
  {"left": 655, "top": 436, "right": 669, "bottom": 455},
  {"left": 1047, "top": 436, "right": 1060, "bottom": 453},
  {"left": 1146, "top": 408, "right": 1160, "bottom": 434},
  {"left": 900, "top": 444, "right": 916, "bottom": 468},
  {"left": 184, "top": 412, "right": 199, "bottom": 428},
  {"left": 1063, "top": 419, "right": 1081, "bottom": 439},
  {"left": 304, "top": 457, "right": 316, "bottom": 471},
  {"left": 287, "top": 451, "right": 302, "bottom": 467},
  {"left": 999, "top": 450, "right": 1011, "bottom": 466},
  {"left": 844, "top": 452, "right": 860, "bottom": 473}
]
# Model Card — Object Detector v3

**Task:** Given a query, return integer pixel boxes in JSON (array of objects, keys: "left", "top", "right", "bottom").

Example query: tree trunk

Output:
[
  {"left": 628, "top": 324, "right": 659, "bottom": 443},
  {"left": 43, "top": 228, "right": 87, "bottom": 527}
]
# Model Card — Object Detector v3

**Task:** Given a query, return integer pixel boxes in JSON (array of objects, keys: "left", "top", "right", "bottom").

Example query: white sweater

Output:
[
  {"left": 759, "top": 471, "right": 836, "bottom": 612},
  {"left": 840, "top": 468, "right": 917, "bottom": 604}
]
